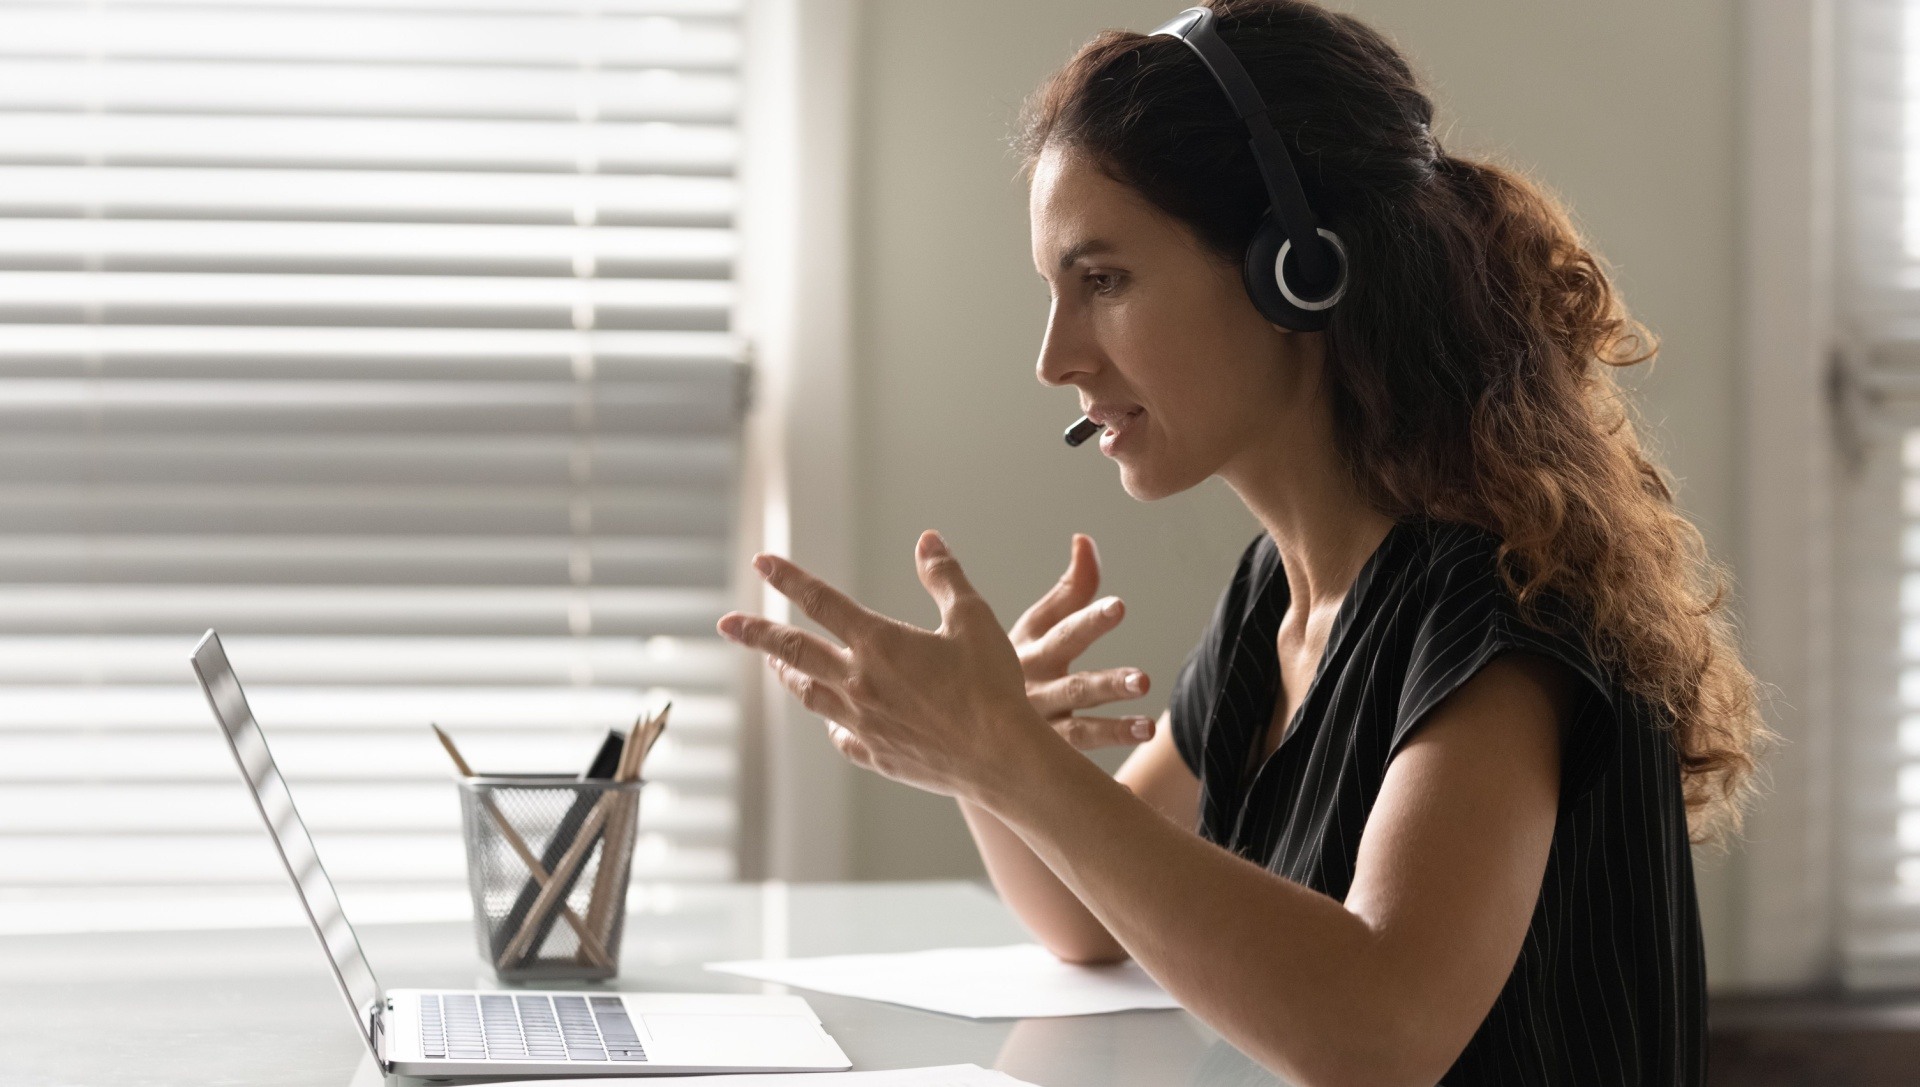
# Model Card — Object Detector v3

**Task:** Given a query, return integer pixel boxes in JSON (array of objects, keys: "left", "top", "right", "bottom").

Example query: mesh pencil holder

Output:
[{"left": 456, "top": 774, "right": 645, "bottom": 982}]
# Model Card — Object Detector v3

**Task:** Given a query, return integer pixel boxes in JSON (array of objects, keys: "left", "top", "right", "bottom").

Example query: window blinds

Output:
[
  {"left": 1840, "top": 0, "right": 1920, "bottom": 988},
  {"left": 0, "top": 0, "right": 750, "bottom": 933}
]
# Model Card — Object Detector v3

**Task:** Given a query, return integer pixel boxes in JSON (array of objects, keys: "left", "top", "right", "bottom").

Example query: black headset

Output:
[{"left": 1151, "top": 7, "right": 1349, "bottom": 331}]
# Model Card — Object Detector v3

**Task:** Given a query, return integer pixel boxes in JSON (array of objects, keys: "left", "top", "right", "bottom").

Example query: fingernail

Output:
[
  {"left": 752, "top": 554, "right": 774, "bottom": 577},
  {"left": 924, "top": 531, "right": 949, "bottom": 556},
  {"left": 717, "top": 615, "right": 742, "bottom": 638},
  {"left": 1131, "top": 717, "right": 1154, "bottom": 741},
  {"left": 1103, "top": 597, "right": 1123, "bottom": 618},
  {"left": 1125, "top": 671, "right": 1145, "bottom": 694}
]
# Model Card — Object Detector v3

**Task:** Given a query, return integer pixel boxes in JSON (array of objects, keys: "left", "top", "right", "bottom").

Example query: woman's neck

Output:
[{"left": 1218, "top": 395, "right": 1396, "bottom": 620}]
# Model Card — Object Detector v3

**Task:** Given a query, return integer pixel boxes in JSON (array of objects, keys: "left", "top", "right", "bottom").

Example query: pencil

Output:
[
  {"left": 430, "top": 722, "right": 474, "bottom": 776},
  {"left": 579, "top": 704, "right": 670, "bottom": 957}
]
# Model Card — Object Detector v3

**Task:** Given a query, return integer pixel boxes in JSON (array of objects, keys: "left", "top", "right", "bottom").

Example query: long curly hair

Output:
[{"left": 1018, "top": 0, "right": 1766, "bottom": 841}]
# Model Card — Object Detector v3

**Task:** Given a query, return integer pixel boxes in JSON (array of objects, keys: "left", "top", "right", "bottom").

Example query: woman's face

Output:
[{"left": 1029, "top": 144, "right": 1315, "bottom": 501}]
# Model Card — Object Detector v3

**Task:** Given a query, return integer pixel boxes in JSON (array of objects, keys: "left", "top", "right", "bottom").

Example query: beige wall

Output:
[{"left": 843, "top": 1, "right": 1741, "bottom": 978}]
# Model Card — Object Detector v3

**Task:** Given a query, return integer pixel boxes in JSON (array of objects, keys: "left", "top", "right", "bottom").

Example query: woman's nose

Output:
[{"left": 1034, "top": 301, "right": 1097, "bottom": 388}]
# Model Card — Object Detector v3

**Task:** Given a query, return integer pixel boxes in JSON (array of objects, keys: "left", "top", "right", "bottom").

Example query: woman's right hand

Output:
[{"left": 1009, "top": 534, "right": 1156, "bottom": 751}]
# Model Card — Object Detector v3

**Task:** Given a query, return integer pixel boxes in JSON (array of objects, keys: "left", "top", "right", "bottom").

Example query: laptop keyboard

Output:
[{"left": 418, "top": 993, "right": 648, "bottom": 1062}]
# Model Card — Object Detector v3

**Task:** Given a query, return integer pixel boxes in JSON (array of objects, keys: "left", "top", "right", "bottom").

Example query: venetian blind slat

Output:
[{"left": 0, "top": 167, "right": 737, "bottom": 224}]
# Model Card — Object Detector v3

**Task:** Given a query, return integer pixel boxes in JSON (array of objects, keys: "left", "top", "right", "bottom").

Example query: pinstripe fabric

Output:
[{"left": 1168, "top": 520, "right": 1704, "bottom": 1085}]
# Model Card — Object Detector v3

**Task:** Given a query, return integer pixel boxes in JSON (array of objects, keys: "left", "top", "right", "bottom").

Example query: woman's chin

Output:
[{"left": 1116, "top": 460, "right": 1197, "bottom": 502}]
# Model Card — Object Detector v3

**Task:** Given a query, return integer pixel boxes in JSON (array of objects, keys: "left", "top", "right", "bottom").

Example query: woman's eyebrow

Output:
[{"left": 1056, "top": 239, "right": 1118, "bottom": 270}]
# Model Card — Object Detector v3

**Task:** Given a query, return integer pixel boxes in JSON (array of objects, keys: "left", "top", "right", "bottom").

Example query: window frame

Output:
[{"left": 1734, "top": 0, "right": 1842, "bottom": 989}]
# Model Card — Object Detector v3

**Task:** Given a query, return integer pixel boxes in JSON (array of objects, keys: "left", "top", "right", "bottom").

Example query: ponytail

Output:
[{"left": 1357, "top": 152, "right": 1763, "bottom": 838}]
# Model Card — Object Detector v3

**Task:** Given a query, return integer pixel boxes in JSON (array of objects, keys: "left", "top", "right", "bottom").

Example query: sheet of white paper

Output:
[
  {"left": 705, "top": 943, "right": 1181, "bottom": 1019},
  {"left": 481, "top": 1064, "right": 1034, "bottom": 1087}
]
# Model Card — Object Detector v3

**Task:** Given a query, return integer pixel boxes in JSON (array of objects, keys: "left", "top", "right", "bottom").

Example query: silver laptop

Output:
[{"left": 190, "top": 629, "right": 853, "bottom": 1077}]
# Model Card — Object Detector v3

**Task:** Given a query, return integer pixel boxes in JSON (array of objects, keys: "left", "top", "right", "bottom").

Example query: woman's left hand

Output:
[{"left": 715, "top": 530, "right": 1056, "bottom": 801}]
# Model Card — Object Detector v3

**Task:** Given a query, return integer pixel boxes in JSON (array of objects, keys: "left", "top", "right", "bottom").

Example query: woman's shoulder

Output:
[
  {"left": 1394, "top": 519, "right": 1574, "bottom": 628},
  {"left": 1388, "top": 518, "right": 1614, "bottom": 702},
  {"left": 1400, "top": 518, "right": 1505, "bottom": 588},
  {"left": 1381, "top": 521, "right": 1627, "bottom": 812}
]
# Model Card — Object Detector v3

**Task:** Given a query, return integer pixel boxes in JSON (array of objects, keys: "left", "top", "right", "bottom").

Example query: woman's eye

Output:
[{"left": 1085, "top": 272, "right": 1122, "bottom": 295}]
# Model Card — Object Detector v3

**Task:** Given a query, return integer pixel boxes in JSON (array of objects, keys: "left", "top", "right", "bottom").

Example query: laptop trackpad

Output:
[{"left": 641, "top": 1014, "right": 837, "bottom": 1067}]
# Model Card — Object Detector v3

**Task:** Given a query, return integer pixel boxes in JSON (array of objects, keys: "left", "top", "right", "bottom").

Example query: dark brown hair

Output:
[{"left": 1019, "top": 0, "right": 1766, "bottom": 840}]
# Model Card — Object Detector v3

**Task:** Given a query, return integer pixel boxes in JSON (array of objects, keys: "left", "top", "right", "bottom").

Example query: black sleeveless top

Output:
[{"left": 1169, "top": 519, "right": 1705, "bottom": 1086}]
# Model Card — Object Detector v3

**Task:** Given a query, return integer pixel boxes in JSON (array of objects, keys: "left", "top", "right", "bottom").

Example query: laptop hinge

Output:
[{"left": 368, "top": 998, "right": 393, "bottom": 1075}]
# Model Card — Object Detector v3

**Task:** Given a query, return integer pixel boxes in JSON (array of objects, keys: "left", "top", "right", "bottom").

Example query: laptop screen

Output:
[{"left": 191, "top": 629, "right": 382, "bottom": 1056}]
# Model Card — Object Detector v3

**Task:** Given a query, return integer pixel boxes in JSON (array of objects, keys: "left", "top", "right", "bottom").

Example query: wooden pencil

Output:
[{"left": 579, "top": 704, "right": 669, "bottom": 957}]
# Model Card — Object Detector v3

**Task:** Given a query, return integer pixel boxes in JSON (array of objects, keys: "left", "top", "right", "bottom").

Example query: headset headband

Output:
[{"left": 1149, "top": 6, "right": 1336, "bottom": 290}]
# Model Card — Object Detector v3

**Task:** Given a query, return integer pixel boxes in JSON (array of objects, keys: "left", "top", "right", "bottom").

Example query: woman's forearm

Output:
[
  {"left": 957, "top": 796, "right": 1125, "bottom": 963},
  {"left": 977, "top": 735, "right": 1412, "bottom": 1087}
]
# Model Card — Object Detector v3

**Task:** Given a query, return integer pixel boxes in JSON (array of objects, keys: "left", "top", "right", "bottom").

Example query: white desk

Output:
[{"left": 0, "top": 881, "right": 1286, "bottom": 1086}]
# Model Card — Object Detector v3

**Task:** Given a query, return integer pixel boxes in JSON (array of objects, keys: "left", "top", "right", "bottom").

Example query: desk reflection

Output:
[
  {"left": 351, "top": 1018, "right": 1293, "bottom": 1087},
  {"left": 993, "top": 1009, "right": 1290, "bottom": 1086}
]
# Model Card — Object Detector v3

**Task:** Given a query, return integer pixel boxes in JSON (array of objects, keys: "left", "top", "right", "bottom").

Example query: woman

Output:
[{"left": 717, "top": 1, "right": 1765, "bottom": 1083}]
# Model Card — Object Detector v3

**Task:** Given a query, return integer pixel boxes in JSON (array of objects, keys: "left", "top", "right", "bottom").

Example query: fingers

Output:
[
  {"left": 765, "top": 655, "right": 856, "bottom": 722},
  {"left": 1028, "top": 667, "right": 1149, "bottom": 718},
  {"left": 763, "top": 655, "right": 874, "bottom": 770},
  {"left": 824, "top": 720, "right": 876, "bottom": 768},
  {"left": 750, "top": 553, "right": 880, "bottom": 645},
  {"left": 717, "top": 612, "right": 850, "bottom": 684},
  {"left": 1009, "top": 534, "right": 1101, "bottom": 643},
  {"left": 1051, "top": 714, "right": 1157, "bottom": 751},
  {"left": 1028, "top": 595, "right": 1126, "bottom": 670},
  {"left": 915, "top": 531, "right": 992, "bottom": 629}
]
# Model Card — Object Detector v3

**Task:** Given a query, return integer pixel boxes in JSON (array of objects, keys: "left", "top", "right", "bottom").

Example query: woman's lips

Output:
[{"left": 1098, "top": 408, "right": 1144, "bottom": 455}]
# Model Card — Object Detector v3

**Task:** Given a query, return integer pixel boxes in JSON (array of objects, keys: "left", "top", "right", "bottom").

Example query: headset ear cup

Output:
[{"left": 1241, "top": 217, "right": 1327, "bottom": 332}]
